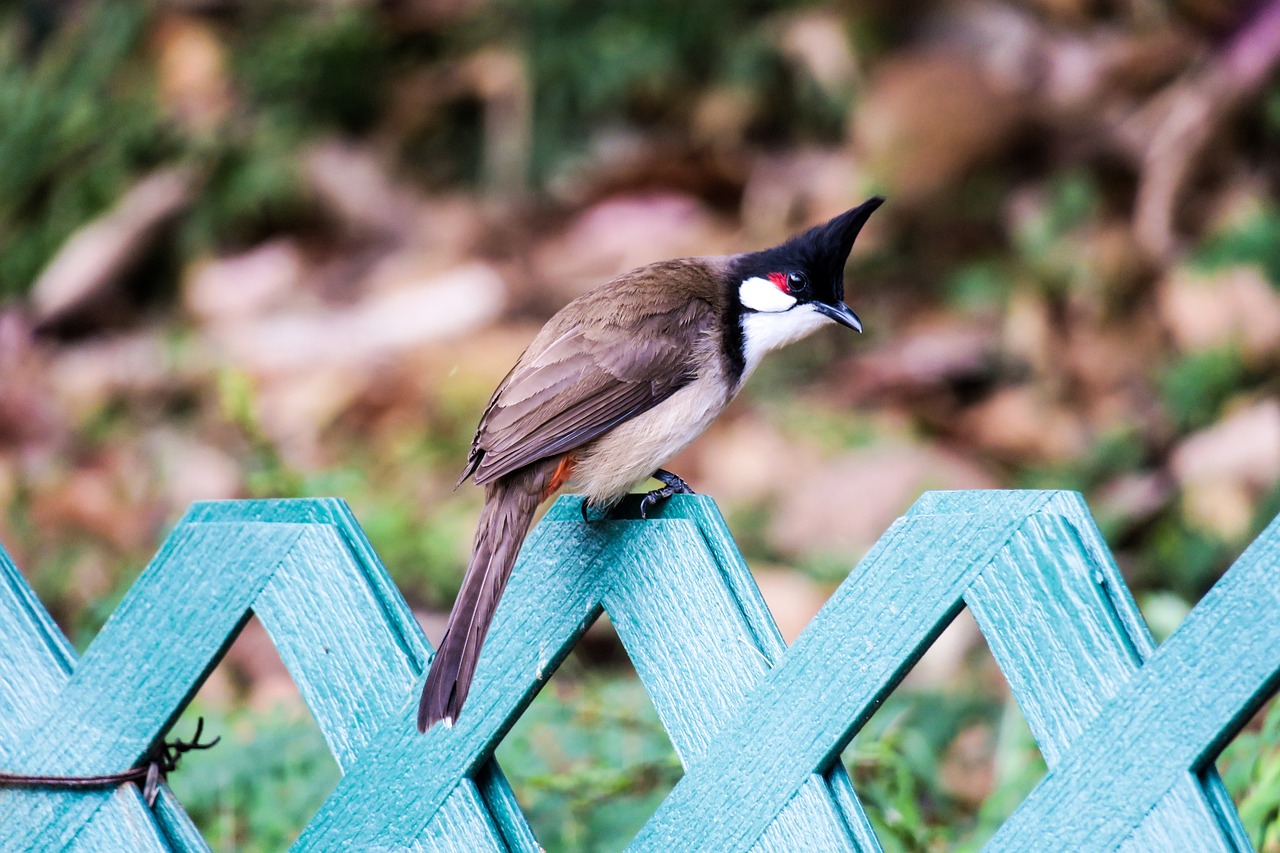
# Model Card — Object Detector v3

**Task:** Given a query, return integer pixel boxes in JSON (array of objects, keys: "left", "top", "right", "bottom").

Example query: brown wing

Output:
[{"left": 461, "top": 275, "right": 717, "bottom": 486}]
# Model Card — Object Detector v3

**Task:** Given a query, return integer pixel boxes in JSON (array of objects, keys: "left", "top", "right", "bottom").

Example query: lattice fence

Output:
[{"left": 2, "top": 490, "right": 1278, "bottom": 850}]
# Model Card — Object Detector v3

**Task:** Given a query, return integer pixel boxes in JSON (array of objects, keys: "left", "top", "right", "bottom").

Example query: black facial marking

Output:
[
  {"left": 729, "top": 197, "right": 883, "bottom": 312},
  {"left": 721, "top": 281, "right": 746, "bottom": 383},
  {"left": 721, "top": 197, "right": 883, "bottom": 381}
]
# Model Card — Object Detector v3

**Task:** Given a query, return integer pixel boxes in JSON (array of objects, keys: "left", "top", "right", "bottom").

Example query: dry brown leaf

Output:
[
  {"left": 855, "top": 52, "right": 1025, "bottom": 204},
  {"left": 955, "top": 386, "right": 1088, "bottom": 463},
  {"left": 184, "top": 240, "right": 307, "bottom": 324},
  {"left": 1157, "top": 264, "right": 1280, "bottom": 362},
  {"left": 768, "top": 441, "right": 998, "bottom": 559},
  {"left": 31, "top": 168, "right": 198, "bottom": 329},
  {"left": 152, "top": 11, "right": 232, "bottom": 133}
]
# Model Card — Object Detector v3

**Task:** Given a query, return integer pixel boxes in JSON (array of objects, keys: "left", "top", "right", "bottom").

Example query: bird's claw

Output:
[
  {"left": 639, "top": 470, "right": 695, "bottom": 519},
  {"left": 639, "top": 487, "right": 674, "bottom": 519}
]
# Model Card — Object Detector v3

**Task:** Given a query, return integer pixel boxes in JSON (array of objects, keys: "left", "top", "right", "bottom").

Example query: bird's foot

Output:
[{"left": 639, "top": 469, "right": 695, "bottom": 519}]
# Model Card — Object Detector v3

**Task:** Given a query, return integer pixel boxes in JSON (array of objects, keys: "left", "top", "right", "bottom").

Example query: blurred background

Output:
[{"left": 2, "top": 0, "right": 1280, "bottom": 849}]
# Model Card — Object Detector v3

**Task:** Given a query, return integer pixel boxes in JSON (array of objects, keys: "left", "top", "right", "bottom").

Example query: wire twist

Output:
[{"left": 0, "top": 717, "right": 220, "bottom": 807}]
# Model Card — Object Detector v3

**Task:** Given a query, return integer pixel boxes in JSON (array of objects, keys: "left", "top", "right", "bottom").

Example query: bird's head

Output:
[{"left": 731, "top": 196, "right": 883, "bottom": 372}]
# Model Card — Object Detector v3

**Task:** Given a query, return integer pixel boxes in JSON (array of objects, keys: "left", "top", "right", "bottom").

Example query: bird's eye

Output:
[{"left": 787, "top": 272, "right": 808, "bottom": 293}]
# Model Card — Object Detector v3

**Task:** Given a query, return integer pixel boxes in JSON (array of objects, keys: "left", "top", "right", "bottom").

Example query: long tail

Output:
[{"left": 418, "top": 466, "right": 549, "bottom": 731}]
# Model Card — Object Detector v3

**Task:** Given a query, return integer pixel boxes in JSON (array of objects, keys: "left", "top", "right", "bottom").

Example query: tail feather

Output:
[{"left": 418, "top": 468, "right": 548, "bottom": 731}]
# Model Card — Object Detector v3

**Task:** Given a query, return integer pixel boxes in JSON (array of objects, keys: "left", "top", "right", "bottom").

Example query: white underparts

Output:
[
  {"left": 569, "top": 372, "right": 730, "bottom": 506},
  {"left": 739, "top": 276, "right": 797, "bottom": 313},
  {"left": 740, "top": 304, "right": 830, "bottom": 379}
]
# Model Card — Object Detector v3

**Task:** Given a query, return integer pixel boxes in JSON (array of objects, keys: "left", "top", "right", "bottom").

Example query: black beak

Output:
[{"left": 814, "top": 301, "right": 863, "bottom": 332}]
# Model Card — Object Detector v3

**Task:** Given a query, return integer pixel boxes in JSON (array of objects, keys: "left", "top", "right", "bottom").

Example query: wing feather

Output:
[{"left": 462, "top": 282, "right": 717, "bottom": 486}]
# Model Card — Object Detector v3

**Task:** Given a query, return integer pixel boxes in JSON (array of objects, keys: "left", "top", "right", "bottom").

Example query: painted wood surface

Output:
[
  {"left": 0, "top": 490, "right": 1276, "bottom": 851},
  {"left": 296, "top": 495, "right": 871, "bottom": 851},
  {"left": 0, "top": 500, "right": 531, "bottom": 851}
]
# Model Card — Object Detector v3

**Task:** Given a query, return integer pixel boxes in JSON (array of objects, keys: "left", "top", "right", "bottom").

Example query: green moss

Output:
[
  {"left": 1158, "top": 347, "right": 1250, "bottom": 432},
  {"left": 1194, "top": 205, "right": 1280, "bottom": 287}
]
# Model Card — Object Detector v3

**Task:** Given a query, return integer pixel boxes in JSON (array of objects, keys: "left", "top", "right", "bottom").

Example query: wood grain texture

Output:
[
  {"left": 630, "top": 490, "right": 1264, "bottom": 852},
  {"left": 297, "top": 494, "right": 871, "bottom": 851},
  {"left": 988, "top": 512, "right": 1280, "bottom": 850},
  {"left": 630, "top": 491, "right": 1059, "bottom": 851},
  {"left": 0, "top": 499, "right": 532, "bottom": 851},
  {"left": 593, "top": 497, "right": 876, "bottom": 850},
  {"left": 2, "top": 490, "right": 1277, "bottom": 851},
  {"left": 0, "top": 545, "right": 75, "bottom": 762},
  {"left": 0, "top": 541, "right": 226, "bottom": 852},
  {"left": 966, "top": 502, "right": 1246, "bottom": 850}
]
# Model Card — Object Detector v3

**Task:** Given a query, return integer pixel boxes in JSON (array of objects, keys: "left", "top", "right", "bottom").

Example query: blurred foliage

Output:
[
  {"left": 843, "top": 682, "right": 1045, "bottom": 851},
  {"left": 0, "top": 3, "right": 176, "bottom": 294},
  {"left": 496, "top": 668, "right": 683, "bottom": 850},
  {"left": 501, "top": 0, "right": 846, "bottom": 179},
  {"left": 4, "top": 0, "right": 1280, "bottom": 847},
  {"left": 1220, "top": 699, "right": 1280, "bottom": 853},
  {"left": 178, "top": 3, "right": 397, "bottom": 251},
  {"left": 1146, "top": 511, "right": 1237, "bottom": 598},
  {"left": 1159, "top": 347, "right": 1252, "bottom": 433},
  {"left": 0, "top": 0, "right": 859, "bottom": 284},
  {"left": 944, "top": 259, "right": 1012, "bottom": 312},
  {"left": 233, "top": 9, "right": 388, "bottom": 136},
  {"left": 1011, "top": 170, "right": 1103, "bottom": 295},
  {"left": 1017, "top": 427, "right": 1147, "bottom": 495},
  {"left": 1195, "top": 204, "right": 1280, "bottom": 288},
  {"left": 167, "top": 701, "right": 339, "bottom": 853}
]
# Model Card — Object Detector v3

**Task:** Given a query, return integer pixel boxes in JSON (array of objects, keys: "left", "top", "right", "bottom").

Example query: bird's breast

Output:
[{"left": 568, "top": 373, "right": 732, "bottom": 506}]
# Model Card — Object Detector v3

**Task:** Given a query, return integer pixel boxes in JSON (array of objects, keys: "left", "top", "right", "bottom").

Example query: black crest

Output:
[{"left": 738, "top": 196, "right": 884, "bottom": 305}]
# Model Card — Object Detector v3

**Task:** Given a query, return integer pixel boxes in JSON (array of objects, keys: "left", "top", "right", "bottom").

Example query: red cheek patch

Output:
[{"left": 767, "top": 272, "right": 790, "bottom": 294}]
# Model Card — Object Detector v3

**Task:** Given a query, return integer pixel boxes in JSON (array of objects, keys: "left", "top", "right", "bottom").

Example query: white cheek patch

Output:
[
  {"left": 739, "top": 276, "right": 797, "bottom": 313},
  {"left": 739, "top": 304, "right": 829, "bottom": 380}
]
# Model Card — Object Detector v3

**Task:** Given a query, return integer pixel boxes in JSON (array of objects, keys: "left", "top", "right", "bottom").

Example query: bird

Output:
[{"left": 417, "top": 196, "right": 884, "bottom": 731}]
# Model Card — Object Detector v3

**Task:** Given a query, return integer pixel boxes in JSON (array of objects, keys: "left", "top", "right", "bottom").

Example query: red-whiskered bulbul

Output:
[{"left": 418, "top": 196, "right": 884, "bottom": 730}]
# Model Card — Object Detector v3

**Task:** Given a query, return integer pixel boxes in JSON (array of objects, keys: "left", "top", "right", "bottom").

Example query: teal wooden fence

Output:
[{"left": 1, "top": 490, "right": 1278, "bottom": 850}]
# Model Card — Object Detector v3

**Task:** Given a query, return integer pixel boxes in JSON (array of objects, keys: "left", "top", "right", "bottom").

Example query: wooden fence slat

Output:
[
  {"left": 988, "top": 514, "right": 1280, "bottom": 849},
  {"left": 966, "top": 507, "right": 1245, "bottom": 850},
  {"left": 0, "top": 504, "right": 533, "bottom": 851},
  {"left": 0, "top": 547, "right": 75, "bottom": 761},
  {"left": 966, "top": 506, "right": 1147, "bottom": 762},
  {"left": 628, "top": 494, "right": 1051, "bottom": 852},
  {"left": 594, "top": 498, "right": 874, "bottom": 850},
  {"left": 0, "top": 543, "right": 212, "bottom": 850},
  {"left": 0, "top": 522, "right": 296, "bottom": 849},
  {"left": 2, "top": 490, "right": 1278, "bottom": 850},
  {"left": 298, "top": 495, "right": 870, "bottom": 851},
  {"left": 295, "top": 507, "right": 611, "bottom": 848},
  {"left": 185, "top": 499, "right": 539, "bottom": 851},
  {"left": 629, "top": 490, "right": 1261, "bottom": 852},
  {"left": 588, "top": 499, "right": 870, "bottom": 845}
]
